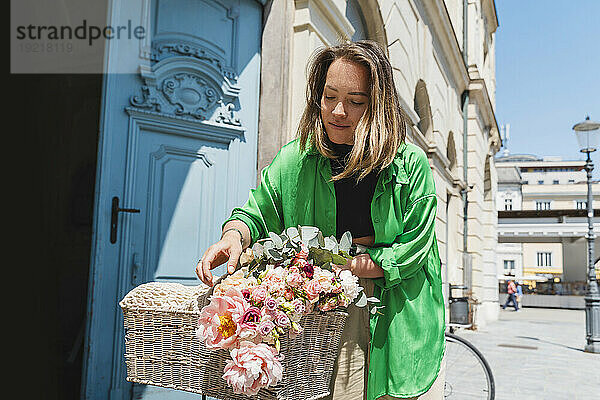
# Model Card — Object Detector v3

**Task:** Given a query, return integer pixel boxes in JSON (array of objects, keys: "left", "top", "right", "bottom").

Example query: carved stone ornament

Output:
[
  {"left": 130, "top": 67, "right": 241, "bottom": 126},
  {"left": 151, "top": 42, "right": 237, "bottom": 84},
  {"left": 215, "top": 100, "right": 241, "bottom": 126}
]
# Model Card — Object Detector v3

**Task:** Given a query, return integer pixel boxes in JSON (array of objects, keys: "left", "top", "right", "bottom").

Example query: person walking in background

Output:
[
  {"left": 516, "top": 281, "right": 523, "bottom": 310},
  {"left": 502, "top": 279, "right": 519, "bottom": 311}
]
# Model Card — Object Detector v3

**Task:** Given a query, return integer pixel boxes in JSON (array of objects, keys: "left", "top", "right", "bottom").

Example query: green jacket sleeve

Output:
[
  {"left": 366, "top": 194, "right": 437, "bottom": 290},
  {"left": 366, "top": 147, "right": 438, "bottom": 290},
  {"left": 222, "top": 152, "right": 285, "bottom": 246}
]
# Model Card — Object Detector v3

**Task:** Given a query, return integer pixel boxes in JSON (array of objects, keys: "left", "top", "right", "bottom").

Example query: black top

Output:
[{"left": 328, "top": 139, "right": 379, "bottom": 240}]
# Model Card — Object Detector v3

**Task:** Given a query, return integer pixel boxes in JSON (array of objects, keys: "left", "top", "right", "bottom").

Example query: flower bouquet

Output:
[{"left": 195, "top": 226, "right": 379, "bottom": 397}]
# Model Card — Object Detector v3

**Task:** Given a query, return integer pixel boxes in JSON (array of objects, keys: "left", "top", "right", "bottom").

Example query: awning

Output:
[
  {"left": 521, "top": 275, "right": 549, "bottom": 282},
  {"left": 499, "top": 275, "right": 548, "bottom": 282}
]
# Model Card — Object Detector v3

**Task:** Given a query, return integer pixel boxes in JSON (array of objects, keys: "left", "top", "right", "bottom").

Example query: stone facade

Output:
[{"left": 257, "top": 0, "right": 501, "bottom": 328}]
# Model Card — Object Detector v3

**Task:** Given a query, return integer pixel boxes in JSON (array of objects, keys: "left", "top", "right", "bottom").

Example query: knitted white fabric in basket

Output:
[{"left": 120, "top": 281, "right": 347, "bottom": 400}]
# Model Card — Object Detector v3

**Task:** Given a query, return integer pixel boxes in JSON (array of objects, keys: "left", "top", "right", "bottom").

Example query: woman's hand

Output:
[
  {"left": 333, "top": 254, "right": 384, "bottom": 278},
  {"left": 195, "top": 231, "right": 243, "bottom": 286}
]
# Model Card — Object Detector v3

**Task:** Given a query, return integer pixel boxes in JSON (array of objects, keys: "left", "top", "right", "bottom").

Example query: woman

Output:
[{"left": 196, "top": 40, "right": 445, "bottom": 400}]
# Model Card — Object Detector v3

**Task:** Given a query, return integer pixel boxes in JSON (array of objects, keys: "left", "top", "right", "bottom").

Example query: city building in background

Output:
[{"left": 496, "top": 152, "right": 600, "bottom": 308}]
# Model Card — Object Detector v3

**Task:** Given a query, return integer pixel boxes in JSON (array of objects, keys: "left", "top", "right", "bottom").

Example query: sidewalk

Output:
[{"left": 455, "top": 307, "right": 599, "bottom": 399}]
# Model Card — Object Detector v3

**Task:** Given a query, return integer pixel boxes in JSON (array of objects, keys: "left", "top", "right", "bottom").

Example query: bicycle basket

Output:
[{"left": 120, "top": 281, "right": 348, "bottom": 400}]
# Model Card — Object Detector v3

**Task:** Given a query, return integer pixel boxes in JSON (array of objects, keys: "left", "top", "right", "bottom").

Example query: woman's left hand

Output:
[{"left": 333, "top": 254, "right": 384, "bottom": 278}]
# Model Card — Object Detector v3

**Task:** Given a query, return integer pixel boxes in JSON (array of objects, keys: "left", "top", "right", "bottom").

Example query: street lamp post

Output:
[{"left": 573, "top": 116, "right": 600, "bottom": 353}]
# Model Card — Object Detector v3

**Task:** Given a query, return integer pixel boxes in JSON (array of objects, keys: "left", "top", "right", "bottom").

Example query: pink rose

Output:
[
  {"left": 304, "top": 279, "right": 322, "bottom": 302},
  {"left": 288, "top": 266, "right": 300, "bottom": 275},
  {"left": 291, "top": 298, "right": 306, "bottom": 315},
  {"left": 264, "top": 297, "right": 278, "bottom": 312},
  {"left": 250, "top": 285, "right": 268, "bottom": 303},
  {"left": 275, "top": 311, "right": 291, "bottom": 328},
  {"left": 286, "top": 272, "right": 304, "bottom": 288},
  {"left": 258, "top": 319, "right": 276, "bottom": 337},
  {"left": 222, "top": 341, "right": 283, "bottom": 395}
]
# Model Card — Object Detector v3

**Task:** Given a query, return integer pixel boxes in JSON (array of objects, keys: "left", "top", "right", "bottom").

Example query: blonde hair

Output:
[{"left": 297, "top": 40, "right": 407, "bottom": 182}]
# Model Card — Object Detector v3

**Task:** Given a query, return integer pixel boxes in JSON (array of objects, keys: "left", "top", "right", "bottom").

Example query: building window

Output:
[
  {"left": 504, "top": 198, "right": 513, "bottom": 210},
  {"left": 568, "top": 179, "right": 575, "bottom": 183},
  {"left": 523, "top": 180, "right": 529, "bottom": 184},
  {"left": 553, "top": 180, "right": 559, "bottom": 184},
  {"left": 538, "top": 180, "right": 544, "bottom": 185},
  {"left": 504, "top": 259, "right": 515, "bottom": 272},
  {"left": 536, "top": 201, "right": 551, "bottom": 210},
  {"left": 576, "top": 200, "right": 587, "bottom": 210},
  {"left": 537, "top": 252, "right": 552, "bottom": 267}
]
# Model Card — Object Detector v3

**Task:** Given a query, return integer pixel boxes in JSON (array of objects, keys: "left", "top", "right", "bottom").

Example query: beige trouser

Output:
[{"left": 325, "top": 278, "right": 446, "bottom": 400}]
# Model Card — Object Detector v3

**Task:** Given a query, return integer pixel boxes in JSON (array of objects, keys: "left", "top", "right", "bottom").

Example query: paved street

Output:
[{"left": 454, "top": 307, "right": 600, "bottom": 399}]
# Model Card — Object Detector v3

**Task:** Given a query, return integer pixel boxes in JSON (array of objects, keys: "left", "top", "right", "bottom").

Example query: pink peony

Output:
[
  {"left": 196, "top": 288, "right": 249, "bottom": 349},
  {"left": 222, "top": 341, "right": 283, "bottom": 395}
]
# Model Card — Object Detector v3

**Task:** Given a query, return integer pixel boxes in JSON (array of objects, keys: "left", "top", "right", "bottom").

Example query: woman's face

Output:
[{"left": 320, "top": 58, "right": 370, "bottom": 145}]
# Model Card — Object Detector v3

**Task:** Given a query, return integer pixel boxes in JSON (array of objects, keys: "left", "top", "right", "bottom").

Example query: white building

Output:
[{"left": 496, "top": 154, "right": 600, "bottom": 299}]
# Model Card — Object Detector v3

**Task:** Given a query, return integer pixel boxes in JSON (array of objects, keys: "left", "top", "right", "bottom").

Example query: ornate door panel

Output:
[{"left": 83, "top": 1, "right": 263, "bottom": 399}]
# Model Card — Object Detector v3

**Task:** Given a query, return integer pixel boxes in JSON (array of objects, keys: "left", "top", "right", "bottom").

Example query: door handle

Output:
[{"left": 110, "top": 196, "right": 141, "bottom": 243}]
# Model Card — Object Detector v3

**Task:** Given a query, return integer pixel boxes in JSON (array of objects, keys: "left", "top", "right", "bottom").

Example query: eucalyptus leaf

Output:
[
  {"left": 300, "top": 226, "right": 319, "bottom": 241},
  {"left": 324, "top": 237, "right": 336, "bottom": 251},
  {"left": 370, "top": 305, "right": 385, "bottom": 314},
  {"left": 317, "top": 231, "right": 325, "bottom": 247},
  {"left": 286, "top": 226, "right": 300, "bottom": 241},
  {"left": 307, "top": 236, "right": 320, "bottom": 249},
  {"left": 252, "top": 242, "right": 264, "bottom": 258},
  {"left": 268, "top": 232, "right": 283, "bottom": 249},
  {"left": 267, "top": 248, "right": 283, "bottom": 260},
  {"left": 339, "top": 231, "right": 352, "bottom": 253},
  {"left": 355, "top": 292, "right": 367, "bottom": 307},
  {"left": 263, "top": 240, "right": 273, "bottom": 251},
  {"left": 367, "top": 297, "right": 380, "bottom": 303}
]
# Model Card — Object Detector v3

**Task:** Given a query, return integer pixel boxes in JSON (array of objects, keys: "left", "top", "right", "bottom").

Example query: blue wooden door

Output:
[{"left": 83, "top": 1, "right": 263, "bottom": 399}]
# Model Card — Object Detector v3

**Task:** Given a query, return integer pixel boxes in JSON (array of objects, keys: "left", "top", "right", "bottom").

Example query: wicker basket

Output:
[{"left": 120, "top": 280, "right": 348, "bottom": 399}]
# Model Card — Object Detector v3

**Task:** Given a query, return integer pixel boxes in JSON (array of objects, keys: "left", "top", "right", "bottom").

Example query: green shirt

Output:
[{"left": 223, "top": 138, "right": 445, "bottom": 399}]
